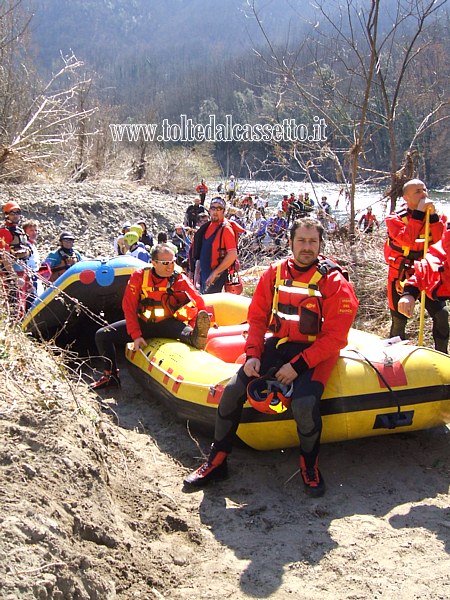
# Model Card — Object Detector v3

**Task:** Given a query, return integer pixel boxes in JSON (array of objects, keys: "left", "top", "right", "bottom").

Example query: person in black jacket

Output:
[
  {"left": 185, "top": 197, "right": 209, "bottom": 229},
  {"left": 137, "top": 219, "right": 153, "bottom": 248}
]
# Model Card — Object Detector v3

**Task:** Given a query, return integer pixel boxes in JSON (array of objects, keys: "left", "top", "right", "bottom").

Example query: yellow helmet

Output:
[
  {"left": 129, "top": 223, "right": 143, "bottom": 237},
  {"left": 124, "top": 231, "right": 140, "bottom": 246}
]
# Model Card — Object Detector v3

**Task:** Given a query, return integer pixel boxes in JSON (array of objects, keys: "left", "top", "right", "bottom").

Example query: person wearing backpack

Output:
[{"left": 191, "top": 197, "right": 244, "bottom": 294}]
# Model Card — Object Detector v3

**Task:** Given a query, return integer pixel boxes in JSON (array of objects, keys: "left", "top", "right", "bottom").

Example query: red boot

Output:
[
  {"left": 184, "top": 447, "right": 228, "bottom": 488},
  {"left": 90, "top": 370, "right": 120, "bottom": 390},
  {"left": 299, "top": 455, "right": 325, "bottom": 498}
]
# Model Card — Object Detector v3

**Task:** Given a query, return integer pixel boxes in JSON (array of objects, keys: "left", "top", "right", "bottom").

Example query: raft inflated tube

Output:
[
  {"left": 205, "top": 334, "right": 247, "bottom": 363},
  {"left": 126, "top": 321, "right": 450, "bottom": 451},
  {"left": 22, "top": 256, "right": 149, "bottom": 339},
  {"left": 205, "top": 330, "right": 274, "bottom": 363},
  {"left": 203, "top": 292, "right": 250, "bottom": 326},
  {"left": 207, "top": 323, "right": 249, "bottom": 340}
]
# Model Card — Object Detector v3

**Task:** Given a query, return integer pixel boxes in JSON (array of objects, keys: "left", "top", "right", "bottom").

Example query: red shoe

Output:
[
  {"left": 184, "top": 449, "right": 228, "bottom": 487},
  {"left": 299, "top": 455, "right": 325, "bottom": 498},
  {"left": 90, "top": 370, "right": 120, "bottom": 390}
]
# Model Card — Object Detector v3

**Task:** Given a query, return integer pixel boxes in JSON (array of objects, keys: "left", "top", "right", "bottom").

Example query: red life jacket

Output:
[
  {"left": 268, "top": 258, "right": 347, "bottom": 343},
  {"left": 384, "top": 207, "right": 433, "bottom": 275},
  {"left": 138, "top": 268, "right": 198, "bottom": 323}
]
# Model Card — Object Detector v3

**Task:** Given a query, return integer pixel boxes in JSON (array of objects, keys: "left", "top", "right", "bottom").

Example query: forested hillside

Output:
[
  {"left": 28, "top": 0, "right": 302, "bottom": 116},
  {"left": 29, "top": 0, "right": 299, "bottom": 80}
]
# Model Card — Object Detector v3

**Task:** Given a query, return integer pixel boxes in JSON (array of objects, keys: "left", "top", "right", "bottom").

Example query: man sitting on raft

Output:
[
  {"left": 184, "top": 218, "right": 359, "bottom": 497},
  {"left": 91, "top": 243, "right": 210, "bottom": 390}
]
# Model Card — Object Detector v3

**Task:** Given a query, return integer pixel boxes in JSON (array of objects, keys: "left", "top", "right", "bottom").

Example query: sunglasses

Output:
[
  {"left": 153, "top": 259, "right": 175, "bottom": 266},
  {"left": 8, "top": 210, "right": 21, "bottom": 215}
]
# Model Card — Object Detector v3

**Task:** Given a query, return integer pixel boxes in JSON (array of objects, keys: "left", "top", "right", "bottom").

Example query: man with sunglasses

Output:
[
  {"left": 91, "top": 243, "right": 210, "bottom": 390},
  {"left": 191, "top": 197, "right": 244, "bottom": 294},
  {"left": 0, "top": 200, "right": 32, "bottom": 317}
]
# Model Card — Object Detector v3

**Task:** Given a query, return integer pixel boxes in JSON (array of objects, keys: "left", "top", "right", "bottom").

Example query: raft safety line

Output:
[
  {"left": 136, "top": 346, "right": 408, "bottom": 397},
  {"left": 345, "top": 348, "right": 402, "bottom": 411},
  {"left": 137, "top": 348, "right": 232, "bottom": 389}
]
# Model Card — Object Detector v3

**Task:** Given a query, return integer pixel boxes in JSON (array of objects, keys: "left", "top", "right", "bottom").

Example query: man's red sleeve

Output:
[{"left": 122, "top": 270, "right": 145, "bottom": 340}]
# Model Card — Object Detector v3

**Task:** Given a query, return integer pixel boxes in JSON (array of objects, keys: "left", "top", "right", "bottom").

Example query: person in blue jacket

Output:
[
  {"left": 124, "top": 231, "right": 150, "bottom": 263},
  {"left": 42, "top": 231, "right": 83, "bottom": 282}
]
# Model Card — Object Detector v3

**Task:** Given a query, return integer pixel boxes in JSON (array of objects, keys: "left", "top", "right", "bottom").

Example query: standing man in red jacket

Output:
[
  {"left": 358, "top": 207, "right": 379, "bottom": 233},
  {"left": 184, "top": 218, "right": 359, "bottom": 497},
  {"left": 192, "top": 197, "right": 244, "bottom": 294},
  {"left": 195, "top": 178, "right": 208, "bottom": 205},
  {"left": 384, "top": 179, "right": 448, "bottom": 352}
]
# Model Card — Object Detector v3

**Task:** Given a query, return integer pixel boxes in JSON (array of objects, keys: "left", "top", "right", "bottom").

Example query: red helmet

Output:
[
  {"left": 3, "top": 200, "right": 21, "bottom": 214},
  {"left": 247, "top": 375, "right": 293, "bottom": 415},
  {"left": 224, "top": 279, "right": 243, "bottom": 295}
]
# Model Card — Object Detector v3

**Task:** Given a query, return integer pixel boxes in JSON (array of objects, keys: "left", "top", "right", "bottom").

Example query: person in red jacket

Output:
[
  {"left": 0, "top": 200, "right": 32, "bottom": 318},
  {"left": 192, "top": 197, "right": 245, "bottom": 294},
  {"left": 397, "top": 223, "right": 450, "bottom": 331},
  {"left": 358, "top": 207, "right": 379, "bottom": 233},
  {"left": 384, "top": 179, "right": 448, "bottom": 352},
  {"left": 195, "top": 179, "right": 208, "bottom": 205},
  {"left": 91, "top": 244, "right": 210, "bottom": 390},
  {"left": 184, "top": 218, "right": 359, "bottom": 497}
]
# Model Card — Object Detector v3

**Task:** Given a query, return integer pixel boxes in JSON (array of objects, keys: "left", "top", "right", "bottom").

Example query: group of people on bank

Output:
[
  {"left": 1, "top": 177, "right": 449, "bottom": 499},
  {"left": 189, "top": 180, "right": 344, "bottom": 254},
  {"left": 0, "top": 200, "right": 84, "bottom": 316}
]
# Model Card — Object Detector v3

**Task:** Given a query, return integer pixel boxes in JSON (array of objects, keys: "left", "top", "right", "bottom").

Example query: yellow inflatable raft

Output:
[{"left": 125, "top": 293, "right": 450, "bottom": 451}]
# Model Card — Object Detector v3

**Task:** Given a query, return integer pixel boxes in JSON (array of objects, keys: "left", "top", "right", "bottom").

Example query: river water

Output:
[{"left": 215, "top": 179, "right": 450, "bottom": 224}]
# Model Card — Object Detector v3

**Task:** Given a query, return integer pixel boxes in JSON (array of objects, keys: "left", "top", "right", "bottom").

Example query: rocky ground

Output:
[
  {"left": 0, "top": 180, "right": 449, "bottom": 600},
  {"left": 2, "top": 179, "right": 195, "bottom": 259}
]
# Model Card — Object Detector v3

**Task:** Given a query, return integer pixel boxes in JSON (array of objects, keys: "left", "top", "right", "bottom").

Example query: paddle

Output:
[{"left": 417, "top": 206, "right": 431, "bottom": 346}]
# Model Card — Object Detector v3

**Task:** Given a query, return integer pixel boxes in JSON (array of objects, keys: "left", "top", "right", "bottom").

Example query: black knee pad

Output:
[
  {"left": 291, "top": 394, "right": 320, "bottom": 436},
  {"left": 390, "top": 311, "right": 407, "bottom": 339}
]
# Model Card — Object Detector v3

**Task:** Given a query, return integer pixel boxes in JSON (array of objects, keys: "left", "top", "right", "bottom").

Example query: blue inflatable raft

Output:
[{"left": 22, "top": 256, "right": 148, "bottom": 342}]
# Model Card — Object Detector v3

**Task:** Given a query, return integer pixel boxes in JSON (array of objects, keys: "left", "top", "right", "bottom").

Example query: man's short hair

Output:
[
  {"left": 402, "top": 178, "right": 425, "bottom": 193},
  {"left": 151, "top": 243, "right": 175, "bottom": 262},
  {"left": 290, "top": 218, "right": 324, "bottom": 242}
]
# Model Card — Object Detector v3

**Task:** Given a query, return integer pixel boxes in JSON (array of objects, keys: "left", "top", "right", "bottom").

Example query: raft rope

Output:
[
  {"left": 137, "top": 346, "right": 415, "bottom": 422},
  {"left": 346, "top": 348, "right": 403, "bottom": 415}
]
